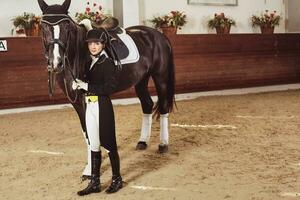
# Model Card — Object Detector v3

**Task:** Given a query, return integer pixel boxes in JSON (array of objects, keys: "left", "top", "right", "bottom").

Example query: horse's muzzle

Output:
[
  {"left": 47, "top": 65, "right": 63, "bottom": 73},
  {"left": 47, "top": 58, "right": 63, "bottom": 73}
]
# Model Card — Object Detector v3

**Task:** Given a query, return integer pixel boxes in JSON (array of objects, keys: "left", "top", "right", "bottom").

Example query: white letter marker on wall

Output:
[{"left": 0, "top": 40, "right": 7, "bottom": 52}]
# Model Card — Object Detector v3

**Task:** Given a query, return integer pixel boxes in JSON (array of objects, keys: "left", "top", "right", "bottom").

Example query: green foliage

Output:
[
  {"left": 150, "top": 11, "right": 187, "bottom": 29},
  {"left": 12, "top": 12, "right": 41, "bottom": 29},
  {"left": 208, "top": 13, "right": 236, "bottom": 29},
  {"left": 251, "top": 10, "right": 281, "bottom": 27}
]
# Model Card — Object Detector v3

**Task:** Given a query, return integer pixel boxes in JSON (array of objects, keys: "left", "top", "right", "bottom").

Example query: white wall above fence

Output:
[
  {"left": 0, "top": 0, "right": 112, "bottom": 37},
  {"left": 141, "top": 0, "right": 286, "bottom": 34},
  {"left": 0, "top": 0, "right": 287, "bottom": 37}
]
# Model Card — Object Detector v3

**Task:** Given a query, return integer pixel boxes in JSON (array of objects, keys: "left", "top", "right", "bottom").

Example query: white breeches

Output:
[
  {"left": 86, "top": 102, "right": 101, "bottom": 151},
  {"left": 82, "top": 130, "right": 91, "bottom": 176}
]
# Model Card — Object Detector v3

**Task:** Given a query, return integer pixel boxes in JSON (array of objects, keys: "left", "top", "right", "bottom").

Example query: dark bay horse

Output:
[{"left": 38, "top": 0, "right": 175, "bottom": 177}]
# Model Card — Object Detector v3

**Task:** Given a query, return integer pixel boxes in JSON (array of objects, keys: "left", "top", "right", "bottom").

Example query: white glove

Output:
[
  {"left": 72, "top": 80, "right": 78, "bottom": 90},
  {"left": 72, "top": 79, "right": 88, "bottom": 91}
]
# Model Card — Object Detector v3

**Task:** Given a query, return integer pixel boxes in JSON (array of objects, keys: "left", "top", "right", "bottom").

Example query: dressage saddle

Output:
[{"left": 97, "top": 17, "right": 129, "bottom": 61}]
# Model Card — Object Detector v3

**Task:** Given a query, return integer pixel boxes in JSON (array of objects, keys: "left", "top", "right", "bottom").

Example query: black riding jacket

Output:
[{"left": 85, "top": 53, "right": 119, "bottom": 96}]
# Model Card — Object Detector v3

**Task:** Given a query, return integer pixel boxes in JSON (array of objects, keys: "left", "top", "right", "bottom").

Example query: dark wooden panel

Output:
[
  {"left": 169, "top": 33, "right": 300, "bottom": 93},
  {"left": 0, "top": 34, "right": 300, "bottom": 109}
]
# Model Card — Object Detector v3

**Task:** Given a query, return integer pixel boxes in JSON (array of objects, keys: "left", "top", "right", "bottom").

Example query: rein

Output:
[{"left": 42, "top": 14, "right": 78, "bottom": 103}]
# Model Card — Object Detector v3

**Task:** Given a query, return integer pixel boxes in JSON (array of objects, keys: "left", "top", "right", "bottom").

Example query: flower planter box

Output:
[
  {"left": 215, "top": 25, "right": 231, "bottom": 34},
  {"left": 260, "top": 25, "right": 275, "bottom": 34},
  {"left": 161, "top": 27, "right": 177, "bottom": 36},
  {"left": 25, "top": 26, "right": 41, "bottom": 37}
]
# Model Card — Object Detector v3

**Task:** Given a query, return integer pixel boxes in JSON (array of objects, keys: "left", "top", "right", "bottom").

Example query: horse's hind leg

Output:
[
  {"left": 151, "top": 75, "right": 171, "bottom": 153},
  {"left": 134, "top": 75, "right": 154, "bottom": 150}
]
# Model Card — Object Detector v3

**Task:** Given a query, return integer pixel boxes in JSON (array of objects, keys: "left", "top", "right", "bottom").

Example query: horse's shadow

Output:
[
  {"left": 98, "top": 125, "right": 206, "bottom": 189},
  {"left": 99, "top": 145, "right": 175, "bottom": 188}
]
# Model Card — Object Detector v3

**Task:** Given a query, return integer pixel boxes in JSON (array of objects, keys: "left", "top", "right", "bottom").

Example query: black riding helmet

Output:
[{"left": 86, "top": 28, "right": 108, "bottom": 44}]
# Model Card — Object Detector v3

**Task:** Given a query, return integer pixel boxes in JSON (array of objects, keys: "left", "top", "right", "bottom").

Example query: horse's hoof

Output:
[
  {"left": 81, "top": 175, "right": 91, "bottom": 182},
  {"left": 157, "top": 144, "right": 168, "bottom": 154},
  {"left": 136, "top": 141, "right": 147, "bottom": 150}
]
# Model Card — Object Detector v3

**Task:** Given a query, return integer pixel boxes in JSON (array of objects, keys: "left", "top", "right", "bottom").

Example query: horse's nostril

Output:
[
  {"left": 47, "top": 58, "right": 53, "bottom": 66},
  {"left": 47, "top": 66, "right": 53, "bottom": 72},
  {"left": 58, "top": 57, "right": 62, "bottom": 65}
]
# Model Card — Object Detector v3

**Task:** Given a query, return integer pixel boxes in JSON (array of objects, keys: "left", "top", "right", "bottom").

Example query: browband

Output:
[{"left": 41, "top": 14, "right": 75, "bottom": 26}]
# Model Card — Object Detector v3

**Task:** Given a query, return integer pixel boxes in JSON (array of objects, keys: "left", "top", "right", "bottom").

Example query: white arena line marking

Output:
[
  {"left": 280, "top": 192, "right": 300, "bottom": 197},
  {"left": 130, "top": 185, "right": 176, "bottom": 191},
  {"left": 236, "top": 115, "right": 296, "bottom": 119},
  {"left": 171, "top": 123, "right": 237, "bottom": 129},
  {"left": 291, "top": 163, "right": 300, "bottom": 166},
  {"left": 28, "top": 150, "right": 64, "bottom": 155}
]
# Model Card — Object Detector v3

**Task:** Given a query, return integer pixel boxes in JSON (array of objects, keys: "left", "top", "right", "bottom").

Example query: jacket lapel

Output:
[{"left": 89, "top": 52, "right": 107, "bottom": 71}]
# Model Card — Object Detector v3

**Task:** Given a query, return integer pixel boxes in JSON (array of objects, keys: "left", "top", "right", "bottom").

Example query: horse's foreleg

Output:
[{"left": 134, "top": 76, "right": 154, "bottom": 150}]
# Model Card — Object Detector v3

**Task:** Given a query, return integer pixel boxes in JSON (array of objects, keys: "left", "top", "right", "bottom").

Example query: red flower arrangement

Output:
[
  {"left": 150, "top": 10, "right": 187, "bottom": 30},
  {"left": 75, "top": 1, "right": 105, "bottom": 25},
  {"left": 251, "top": 10, "right": 281, "bottom": 27},
  {"left": 251, "top": 10, "right": 281, "bottom": 34}
]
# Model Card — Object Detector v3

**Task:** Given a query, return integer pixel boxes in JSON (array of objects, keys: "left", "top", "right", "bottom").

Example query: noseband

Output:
[{"left": 41, "top": 14, "right": 78, "bottom": 103}]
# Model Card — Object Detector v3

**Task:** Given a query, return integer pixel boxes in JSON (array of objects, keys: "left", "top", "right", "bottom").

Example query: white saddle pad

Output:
[{"left": 116, "top": 28, "right": 140, "bottom": 65}]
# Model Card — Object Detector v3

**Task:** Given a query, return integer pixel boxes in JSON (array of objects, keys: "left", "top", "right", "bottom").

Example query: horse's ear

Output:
[
  {"left": 37, "top": 0, "right": 48, "bottom": 13},
  {"left": 62, "top": 0, "right": 71, "bottom": 12}
]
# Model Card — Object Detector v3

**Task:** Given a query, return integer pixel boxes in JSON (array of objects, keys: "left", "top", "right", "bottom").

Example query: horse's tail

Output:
[{"left": 167, "top": 41, "right": 176, "bottom": 113}]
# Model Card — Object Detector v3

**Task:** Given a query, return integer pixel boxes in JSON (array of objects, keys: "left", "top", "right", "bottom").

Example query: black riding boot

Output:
[
  {"left": 106, "top": 150, "right": 123, "bottom": 193},
  {"left": 77, "top": 151, "right": 101, "bottom": 196}
]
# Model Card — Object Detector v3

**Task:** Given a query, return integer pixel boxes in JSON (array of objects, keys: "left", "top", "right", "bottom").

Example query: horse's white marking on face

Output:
[
  {"left": 130, "top": 185, "right": 176, "bottom": 191},
  {"left": 28, "top": 150, "right": 64, "bottom": 155},
  {"left": 236, "top": 115, "right": 295, "bottom": 119},
  {"left": 53, "top": 25, "right": 61, "bottom": 69},
  {"left": 171, "top": 123, "right": 237, "bottom": 129},
  {"left": 280, "top": 192, "right": 300, "bottom": 197}
]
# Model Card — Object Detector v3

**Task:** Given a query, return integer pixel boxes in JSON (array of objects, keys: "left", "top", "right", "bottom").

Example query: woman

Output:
[{"left": 72, "top": 27, "right": 122, "bottom": 195}]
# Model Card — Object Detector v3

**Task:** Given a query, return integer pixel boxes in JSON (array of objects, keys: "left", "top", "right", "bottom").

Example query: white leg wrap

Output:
[
  {"left": 160, "top": 113, "right": 169, "bottom": 145},
  {"left": 81, "top": 130, "right": 91, "bottom": 176},
  {"left": 139, "top": 113, "right": 152, "bottom": 142}
]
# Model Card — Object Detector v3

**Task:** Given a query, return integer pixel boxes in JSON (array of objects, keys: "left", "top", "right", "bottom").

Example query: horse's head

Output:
[{"left": 38, "top": 0, "right": 74, "bottom": 74}]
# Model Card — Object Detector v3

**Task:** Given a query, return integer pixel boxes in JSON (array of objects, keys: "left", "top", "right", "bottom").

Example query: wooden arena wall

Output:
[{"left": 0, "top": 34, "right": 300, "bottom": 109}]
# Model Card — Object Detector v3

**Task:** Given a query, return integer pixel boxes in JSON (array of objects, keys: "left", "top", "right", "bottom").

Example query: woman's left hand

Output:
[{"left": 72, "top": 79, "right": 88, "bottom": 91}]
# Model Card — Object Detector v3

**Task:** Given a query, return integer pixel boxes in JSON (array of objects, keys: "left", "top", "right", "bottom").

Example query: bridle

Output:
[{"left": 41, "top": 14, "right": 78, "bottom": 103}]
